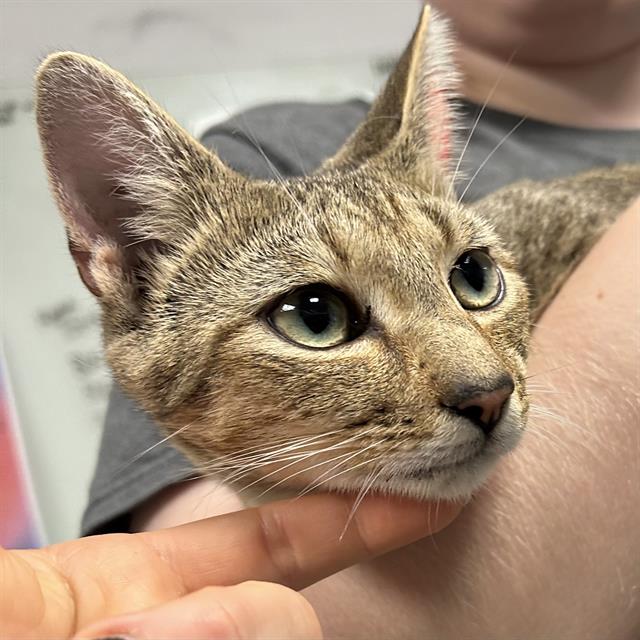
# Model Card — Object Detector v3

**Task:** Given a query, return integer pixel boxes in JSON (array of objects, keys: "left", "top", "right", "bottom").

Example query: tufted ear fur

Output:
[
  {"left": 321, "top": 6, "right": 458, "bottom": 196},
  {"left": 36, "top": 53, "right": 245, "bottom": 299}
]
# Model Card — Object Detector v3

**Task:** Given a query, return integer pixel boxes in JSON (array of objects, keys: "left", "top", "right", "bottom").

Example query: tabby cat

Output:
[{"left": 35, "top": 7, "right": 639, "bottom": 502}]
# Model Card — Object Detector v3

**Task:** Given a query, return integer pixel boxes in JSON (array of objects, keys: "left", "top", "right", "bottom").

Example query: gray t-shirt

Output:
[{"left": 81, "top": 98, "right": 639, "bottom": 535}]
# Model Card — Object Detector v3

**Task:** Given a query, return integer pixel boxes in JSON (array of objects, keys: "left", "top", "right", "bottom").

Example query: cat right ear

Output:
[
  {"left": 321, "top": 6, "right": 458, "bottom": 196},
  {"left": 36, "top": 52, "right": 243, "bottom": 299}
]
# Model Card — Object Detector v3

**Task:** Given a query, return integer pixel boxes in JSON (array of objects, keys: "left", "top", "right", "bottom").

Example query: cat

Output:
[{"left": 35, "top": 6, "right": 639, "bottom": 503}]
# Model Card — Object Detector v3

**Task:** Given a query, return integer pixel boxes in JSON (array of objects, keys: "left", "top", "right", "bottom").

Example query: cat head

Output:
[{"left": 36, "top": 6, "right": 530, "bottom": 500}]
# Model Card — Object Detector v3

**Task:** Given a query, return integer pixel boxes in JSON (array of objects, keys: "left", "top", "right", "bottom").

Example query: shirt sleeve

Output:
[{"left": 81, "top": 99, "right": 369, "bottom": 535}]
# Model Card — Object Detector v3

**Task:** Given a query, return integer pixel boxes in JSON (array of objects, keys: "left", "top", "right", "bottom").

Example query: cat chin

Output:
[
  {"left": 325, "top": 447, "right": 501, "bottom": 502},
  {"left": 240, "top": 453, "right": 498, "bottom": 507},
  {"left": 237, "top": 439, "right": 514, "bottom": 507}
]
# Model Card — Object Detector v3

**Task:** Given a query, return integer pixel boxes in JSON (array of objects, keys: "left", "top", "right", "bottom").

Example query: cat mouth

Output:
[
  {"left": 388, "top": 445, "right": 491, "bottom": 481},
  {"left": 364, "top": 446, "right": 501, "bottom": 500},
  {"left": 400, "top": 452, "right": 484, "bottom": 479}
]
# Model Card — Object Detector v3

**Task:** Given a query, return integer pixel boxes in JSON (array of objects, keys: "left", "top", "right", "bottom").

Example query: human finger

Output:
[
  {"left": 75, "top": 581, "right": 322, "bottom": 640},
  {"left": 144, "top": 492, "right": 461, "bottom": 593},
  {"left": 47, "top": 492, "right": 460, "bottom": 630}
]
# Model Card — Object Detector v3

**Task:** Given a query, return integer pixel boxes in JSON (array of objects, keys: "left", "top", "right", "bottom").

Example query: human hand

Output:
[{"left": 2, "top": 492, "right": 460, "bottom": 639}]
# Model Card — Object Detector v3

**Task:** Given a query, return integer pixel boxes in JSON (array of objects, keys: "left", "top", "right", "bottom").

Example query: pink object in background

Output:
[{"left": 0, "top": 354, "right": 43, "bottom": 549}]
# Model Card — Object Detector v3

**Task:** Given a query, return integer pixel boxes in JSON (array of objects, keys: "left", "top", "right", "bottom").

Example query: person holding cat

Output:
[{"left": 8, "top": 0, "right": 639, "bottom": 638}]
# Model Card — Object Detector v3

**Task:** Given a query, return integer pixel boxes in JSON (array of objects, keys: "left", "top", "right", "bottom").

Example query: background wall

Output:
[
  {"left": 2, "top": 1, "right": 420, "bottom": 86},
  {"left": 0, "top": 1, "right": 420, "bottom": 543}
]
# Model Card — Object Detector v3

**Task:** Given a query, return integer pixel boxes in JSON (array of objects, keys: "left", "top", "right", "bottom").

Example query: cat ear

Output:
[
  {"left": 322, "top": 6, "right": 457, "bottom": 195},
  {"left": 36, "top": 52, "right": 242, "bottom": 298}
]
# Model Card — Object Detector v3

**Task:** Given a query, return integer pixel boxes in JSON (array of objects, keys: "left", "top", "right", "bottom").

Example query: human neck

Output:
[{"left": 456, "top": 40, "right": 640, "bottom": 129}]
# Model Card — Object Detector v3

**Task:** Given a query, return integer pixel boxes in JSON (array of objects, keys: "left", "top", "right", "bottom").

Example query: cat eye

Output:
[
  {"left": 267, "top": 285, "right": 366, "bottom": 349},
  {"left": 449, "top": 249, "right": 504, "bottom": 310}
]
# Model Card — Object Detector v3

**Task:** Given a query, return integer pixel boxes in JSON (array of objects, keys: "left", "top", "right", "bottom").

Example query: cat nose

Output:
[{"left": 442, "top": 375, "right": 515, "bottom": 435}]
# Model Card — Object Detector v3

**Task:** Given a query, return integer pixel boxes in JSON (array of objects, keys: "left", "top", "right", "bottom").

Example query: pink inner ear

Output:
[
  {"left": 43, "top": 104, "right": 150, "bottom": 297},
  {"left": 68, "top": 241, "right": 100, "bottom": 297},
  {"left": 427, "top": 87, "right": 452, "bottom": 164},
  {"left": 47, "top": 94, "right": 143, "bottom": 250}
]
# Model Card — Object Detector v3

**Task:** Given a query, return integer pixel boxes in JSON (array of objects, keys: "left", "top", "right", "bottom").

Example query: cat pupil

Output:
[
  {"left": 299, "top": 294, "right": 331, "bottom": 334},
  {"left": 461, "top": 255, "right": 486, "bottom": 292}
]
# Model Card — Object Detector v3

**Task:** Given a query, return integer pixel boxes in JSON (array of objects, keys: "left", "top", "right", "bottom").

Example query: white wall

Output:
[
  {"left": 0, "top": 1, "right": 420, "bottom": 543},
  {"left": 2, "top": 1, "right": 420, "bottom": 87}
]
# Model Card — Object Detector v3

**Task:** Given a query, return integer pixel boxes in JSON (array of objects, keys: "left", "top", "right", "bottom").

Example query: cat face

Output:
[
  {"left": 126, "top": 173, "right": 530, "bottom": 499},
  {"left": 36, "top": 7, "right": 531, "bottom": 500}
]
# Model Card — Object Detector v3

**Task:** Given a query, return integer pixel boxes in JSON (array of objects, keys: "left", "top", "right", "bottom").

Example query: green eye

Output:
[
  {"left": 450, "top": 249, "right": 504, "bottom": 310},
  {"left": 267, "top": 285, "right": 365, "bottom": 349}
]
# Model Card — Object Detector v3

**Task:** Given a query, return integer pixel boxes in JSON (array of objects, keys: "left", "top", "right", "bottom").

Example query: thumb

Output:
[{"left": 75, "top": 581, "right": 322, "bottom": 640}]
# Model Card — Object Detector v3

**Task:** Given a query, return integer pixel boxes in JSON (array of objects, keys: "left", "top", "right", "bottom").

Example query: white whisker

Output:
[
  {"left": 295, "top": 443, "right": 379, "bottom": 499},
  {"left": 447, "top": 49, "right": 517, "bottom": 201},
  {"left": 205, "top": 429, "right": 343, "bottom": 468},
  {"left": 220, "top": 75, "right": 307, "bottom": 215},
  {"left": 525, "top": 363, "right": 574, "bottom": 380},
  {"left": 120, "top": 421, "right": 195, "bottom": 470},
  {"left": 254, "top": 440, "right": 383, "bottom": 500},
  {"left": 299, "top": 447, "right": 384, "bottom": 496},
  {"left": 233, "top": 443, "right": 357, "bottom": 495},
  {"left": 339, "top": 464, "right": 385, "bottom": 540},
  {"left": 457, "top": 115, "right": 526, "bottom": 204}
]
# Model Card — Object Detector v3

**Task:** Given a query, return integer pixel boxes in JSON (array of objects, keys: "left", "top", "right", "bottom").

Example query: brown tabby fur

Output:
[{"left": 35, "top": 7, "right": 639, "bottom": 500}]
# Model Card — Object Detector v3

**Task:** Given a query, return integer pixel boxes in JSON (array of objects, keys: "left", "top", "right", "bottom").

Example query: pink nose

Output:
[{"left": 443, "top": 376, "right": 514, "bottom": 435}]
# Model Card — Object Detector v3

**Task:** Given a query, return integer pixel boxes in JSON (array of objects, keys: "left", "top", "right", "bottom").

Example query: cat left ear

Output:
[
  {"left": 321, "top": 6, "right": 457, "bottom": 196},
  {"left": 36, "top": 52, "right": 243, "bottom": 298}
]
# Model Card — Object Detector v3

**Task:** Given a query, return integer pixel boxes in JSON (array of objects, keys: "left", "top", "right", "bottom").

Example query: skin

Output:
[
  {"left": 436, "top": 0, "right": 640, "bottom": 127},
  {"left": 0, "top": 494, "right": 460, "bottom": 638}
]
